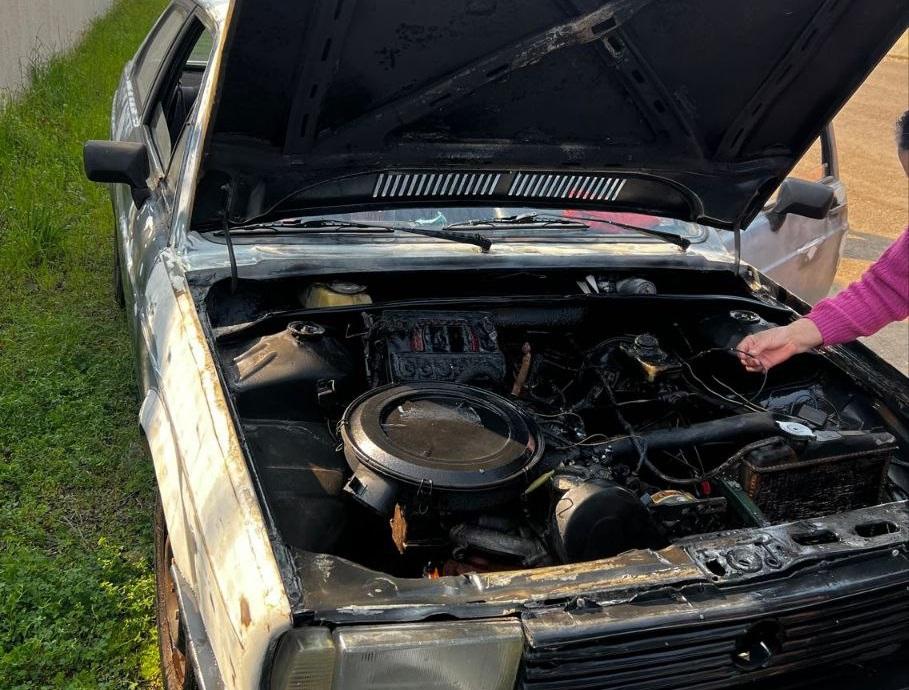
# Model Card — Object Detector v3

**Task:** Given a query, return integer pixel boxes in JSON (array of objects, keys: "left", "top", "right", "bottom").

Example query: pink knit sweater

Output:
[{"left": 807, "top": 227, "right": 909, "bottom": 345}]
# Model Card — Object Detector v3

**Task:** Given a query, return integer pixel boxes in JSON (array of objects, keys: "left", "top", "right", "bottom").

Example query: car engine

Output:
[{"left": 214, "top": 281, "right": 900, "bottom": 578}]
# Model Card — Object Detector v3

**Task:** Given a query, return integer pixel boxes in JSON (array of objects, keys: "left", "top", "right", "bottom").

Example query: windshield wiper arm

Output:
[
  {"left": 221, "top": 218, "right": 493, "bottom": 252},
  {"left": 444, "top": 213, "right": 590, "bottom": 230},
  {"left": 560, "top": 214, "right": 691, "bottom": 249},
  {"left": 397, "top": 224, "right": 492, "bottom": 252}
]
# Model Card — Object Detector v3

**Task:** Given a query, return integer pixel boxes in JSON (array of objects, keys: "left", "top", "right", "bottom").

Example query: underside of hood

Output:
[{"left": 198, "top": 0, "right": 908, "bottom": 229}]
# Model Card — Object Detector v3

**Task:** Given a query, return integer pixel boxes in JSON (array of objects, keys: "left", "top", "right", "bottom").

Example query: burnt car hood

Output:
[{"left": 201, "top": 0, "right": 907, "bottom": 229}]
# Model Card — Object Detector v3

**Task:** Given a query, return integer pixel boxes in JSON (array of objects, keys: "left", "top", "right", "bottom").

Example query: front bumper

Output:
[
  {"left": 295, "top": 502, "right": 908, "bottom": 622},
  {"left": 520, "top": 547, "right": 909, "bottom": 689},
  {"left": 285, "top": 502, "right": 908, "bottom": 689}
]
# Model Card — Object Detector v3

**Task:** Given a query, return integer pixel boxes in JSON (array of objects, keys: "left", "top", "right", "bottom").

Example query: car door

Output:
[
  {"left": 111, "top": 4, "right": 189, "bottom": 326},
  {"left": 113, "top": 4, "right": 214, "bottom": 392},
  {"left": 731, "top": 124, "right": 848, "bottom": 305}
]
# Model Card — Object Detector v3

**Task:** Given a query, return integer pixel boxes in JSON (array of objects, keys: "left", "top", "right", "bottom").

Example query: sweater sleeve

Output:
[{"left": 806, "top": 228, "right": 909, "bottom": 346}]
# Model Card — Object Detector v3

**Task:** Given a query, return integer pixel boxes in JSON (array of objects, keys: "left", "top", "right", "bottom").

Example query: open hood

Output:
[{"left": 200, "top": 0, "right": 908, "bottom": 230}]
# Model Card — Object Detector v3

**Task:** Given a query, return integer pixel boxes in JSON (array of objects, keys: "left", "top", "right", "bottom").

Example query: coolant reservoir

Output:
[{"left": 301, "top": 281, "right": 372, "bottom": 308}]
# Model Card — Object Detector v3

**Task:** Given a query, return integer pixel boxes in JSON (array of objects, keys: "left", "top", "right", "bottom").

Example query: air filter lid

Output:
[{"left": 341, "top": 383, "right": 543, "bottom": 512}]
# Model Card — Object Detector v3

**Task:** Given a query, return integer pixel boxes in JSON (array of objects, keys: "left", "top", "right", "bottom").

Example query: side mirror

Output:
[
  {"left": 772, "top": 178, "right": 836, "bottom": 221},
  {"left": 84, "top": 141, "right": 151, "bottom": 207}
]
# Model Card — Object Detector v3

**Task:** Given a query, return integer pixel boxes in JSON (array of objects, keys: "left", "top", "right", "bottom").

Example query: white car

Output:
[{"left": 83, "top": 1, "right": 909, "bottom": 688}]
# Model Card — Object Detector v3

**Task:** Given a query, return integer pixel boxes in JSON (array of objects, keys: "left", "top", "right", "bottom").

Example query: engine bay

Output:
[{"left": 207, "top": 273, "right": 904, "bottom": 578}]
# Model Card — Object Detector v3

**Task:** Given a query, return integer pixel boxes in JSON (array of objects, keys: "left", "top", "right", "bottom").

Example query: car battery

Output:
[{"left": 739, "top": 430, "right": 894, "bottom": 522}]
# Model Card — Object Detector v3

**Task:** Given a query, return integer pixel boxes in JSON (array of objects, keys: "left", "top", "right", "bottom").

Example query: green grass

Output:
[{"left": 0, "top": 1, "right": 168, "bottom": 687}]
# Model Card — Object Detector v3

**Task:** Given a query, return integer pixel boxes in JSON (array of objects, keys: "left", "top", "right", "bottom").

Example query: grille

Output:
[
  {"left": 373, "top": 172, "right": 502, "bottom": 199},
  {"left": 518, "top": 582, "right": 909, "bottom": 690},
  {"left": 370, "top": 171, "right": 628, "bottom": 202},
  {"left": 506, "top": 173, "right": 626, "bottom": 201}
]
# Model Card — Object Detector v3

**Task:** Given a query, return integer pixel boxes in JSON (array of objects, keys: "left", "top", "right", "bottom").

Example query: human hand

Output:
[{"left": 736, "top": 318, "right": 823, "bottom": 372}]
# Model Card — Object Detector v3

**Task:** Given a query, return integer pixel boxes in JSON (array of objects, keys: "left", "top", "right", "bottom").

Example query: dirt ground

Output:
[{"left": 829, "top": 47, "right": 908, "bottom": 373}]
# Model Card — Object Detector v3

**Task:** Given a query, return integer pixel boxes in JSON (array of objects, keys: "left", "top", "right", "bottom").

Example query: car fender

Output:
[{"left": 139, "top": 254, "right": 292, "bottom": 689}]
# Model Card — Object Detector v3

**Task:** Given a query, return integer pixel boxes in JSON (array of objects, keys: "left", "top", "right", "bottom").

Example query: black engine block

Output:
[{"left": 367, "top": 310, "right": 506, "bottom": 385}]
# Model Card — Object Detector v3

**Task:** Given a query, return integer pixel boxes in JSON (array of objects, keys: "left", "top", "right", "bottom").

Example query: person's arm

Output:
[
  {"left": 738, "top": 228, "right": 908, "bottom": 371},
  {"left": 805, "top": 228, "right": 909, "bottom": 345}
]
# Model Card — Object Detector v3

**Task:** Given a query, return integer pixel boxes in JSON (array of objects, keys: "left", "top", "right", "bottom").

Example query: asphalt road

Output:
[{"left": 828, "top": 51, "right": 908, "bottom": 373}]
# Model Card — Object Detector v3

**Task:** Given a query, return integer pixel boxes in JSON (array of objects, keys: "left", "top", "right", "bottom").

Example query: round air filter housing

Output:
[{"left": 341, "top": 383, "right": 544, "bottom": 514}]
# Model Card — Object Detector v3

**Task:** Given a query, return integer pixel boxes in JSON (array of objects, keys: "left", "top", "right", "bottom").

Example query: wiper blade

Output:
[
  {"left": 220, "top": 218, "right": 493, "bottom": 252},
  {"left": 228, "top": 218, "right": 392, "bottom": 233},
  {"left": 443, "top": 212, "right": 689, "bottom": 248},
  {"left": 561, "top": 214, "right": 691, "bottom": 249},
  {"left": 444, "top": 213, "right": 590, "bottom": 230}
]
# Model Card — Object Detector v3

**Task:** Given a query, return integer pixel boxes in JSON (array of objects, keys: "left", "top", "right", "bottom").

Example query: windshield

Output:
[{"left": 242, "top": 207, "right": 706, "bottom": 242}]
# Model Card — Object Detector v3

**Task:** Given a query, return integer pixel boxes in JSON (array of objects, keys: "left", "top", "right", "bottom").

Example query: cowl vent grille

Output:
[
  {"left": 373, "top": 172, "right": 502, "bottom": 199},
  {"left": 507, "top": 173, "right": 627, "bottom": 201},
  {"left": 370, "top": 171, "right": 628, "bottom": 203}
]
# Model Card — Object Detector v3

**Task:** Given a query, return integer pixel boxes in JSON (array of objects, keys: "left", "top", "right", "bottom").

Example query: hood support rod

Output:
[{"left": 220, "top": 183, "right": 239, "bottom": 294}]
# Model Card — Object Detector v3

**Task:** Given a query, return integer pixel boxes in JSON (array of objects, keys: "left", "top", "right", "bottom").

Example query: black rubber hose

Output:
[{"left": 607, "top": 412, "right": 779, "bottom": 460}]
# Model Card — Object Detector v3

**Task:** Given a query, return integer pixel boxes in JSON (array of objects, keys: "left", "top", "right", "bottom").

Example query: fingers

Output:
[
  {"left": 738, "top": 352, "right": 765, "bottom": 373},
  {"left": 737, "top": 334, "right": 760, "bottom": 355},
  {"left": 736, "top": 334, "right": 767, "bottom": 373},
  {"left": 741, "top": 353, "right": 765, "bottom": 373}
]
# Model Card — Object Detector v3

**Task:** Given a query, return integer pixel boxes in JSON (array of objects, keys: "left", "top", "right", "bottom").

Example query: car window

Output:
[
  {"left": 132, "top": 6, "right": 188, "bottom": 106},
  {"left": 166, "top": 116, "right": 193, "bottom": 190},
  {"left": 146, "top": 19, "right": 216, "bottom": 172},
  {"left": 151, "top": 104, "right": 173, "bottom": 164},
  {"left": 187, "top": 31, "right": 213, "bottom": 67}
]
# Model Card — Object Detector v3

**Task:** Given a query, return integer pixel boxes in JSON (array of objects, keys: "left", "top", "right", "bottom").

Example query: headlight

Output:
[
  {"left": 270, "top": 620, "right": 523, "bottom": 690},
  {"left": 270, "top": 628, "right": 337, "bottom": 690}
]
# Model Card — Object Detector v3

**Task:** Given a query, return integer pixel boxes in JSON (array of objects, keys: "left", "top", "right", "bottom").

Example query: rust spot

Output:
[
  {"left": 240, "top": 596, "right": 251, "bottom": 628},
  {"left": 390, "top": 504, "right": 408, "bottom": 555}
]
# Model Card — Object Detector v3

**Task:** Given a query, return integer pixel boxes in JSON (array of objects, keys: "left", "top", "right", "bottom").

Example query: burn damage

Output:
[
  {"left": 202, "top": 0, "right": 909, "bottom": 230},
  {"left": 196, "top": 267, "right": 909, "bottom": 626}
]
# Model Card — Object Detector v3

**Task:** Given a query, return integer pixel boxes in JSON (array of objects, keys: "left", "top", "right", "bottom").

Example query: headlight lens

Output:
[
  {"left": 270, "top": 620, "right": 523, "bottom": 690},
  {"left": 270, "top": 628, "right": 337, "bottom": 690},
  {"left": 334, "top": 620, "right": 523, "bottom": 690}
]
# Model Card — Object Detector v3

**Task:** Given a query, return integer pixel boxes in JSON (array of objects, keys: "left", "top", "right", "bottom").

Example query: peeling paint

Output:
[{"left": 139, "top": 252, "right": 293, "bottom": 689}]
